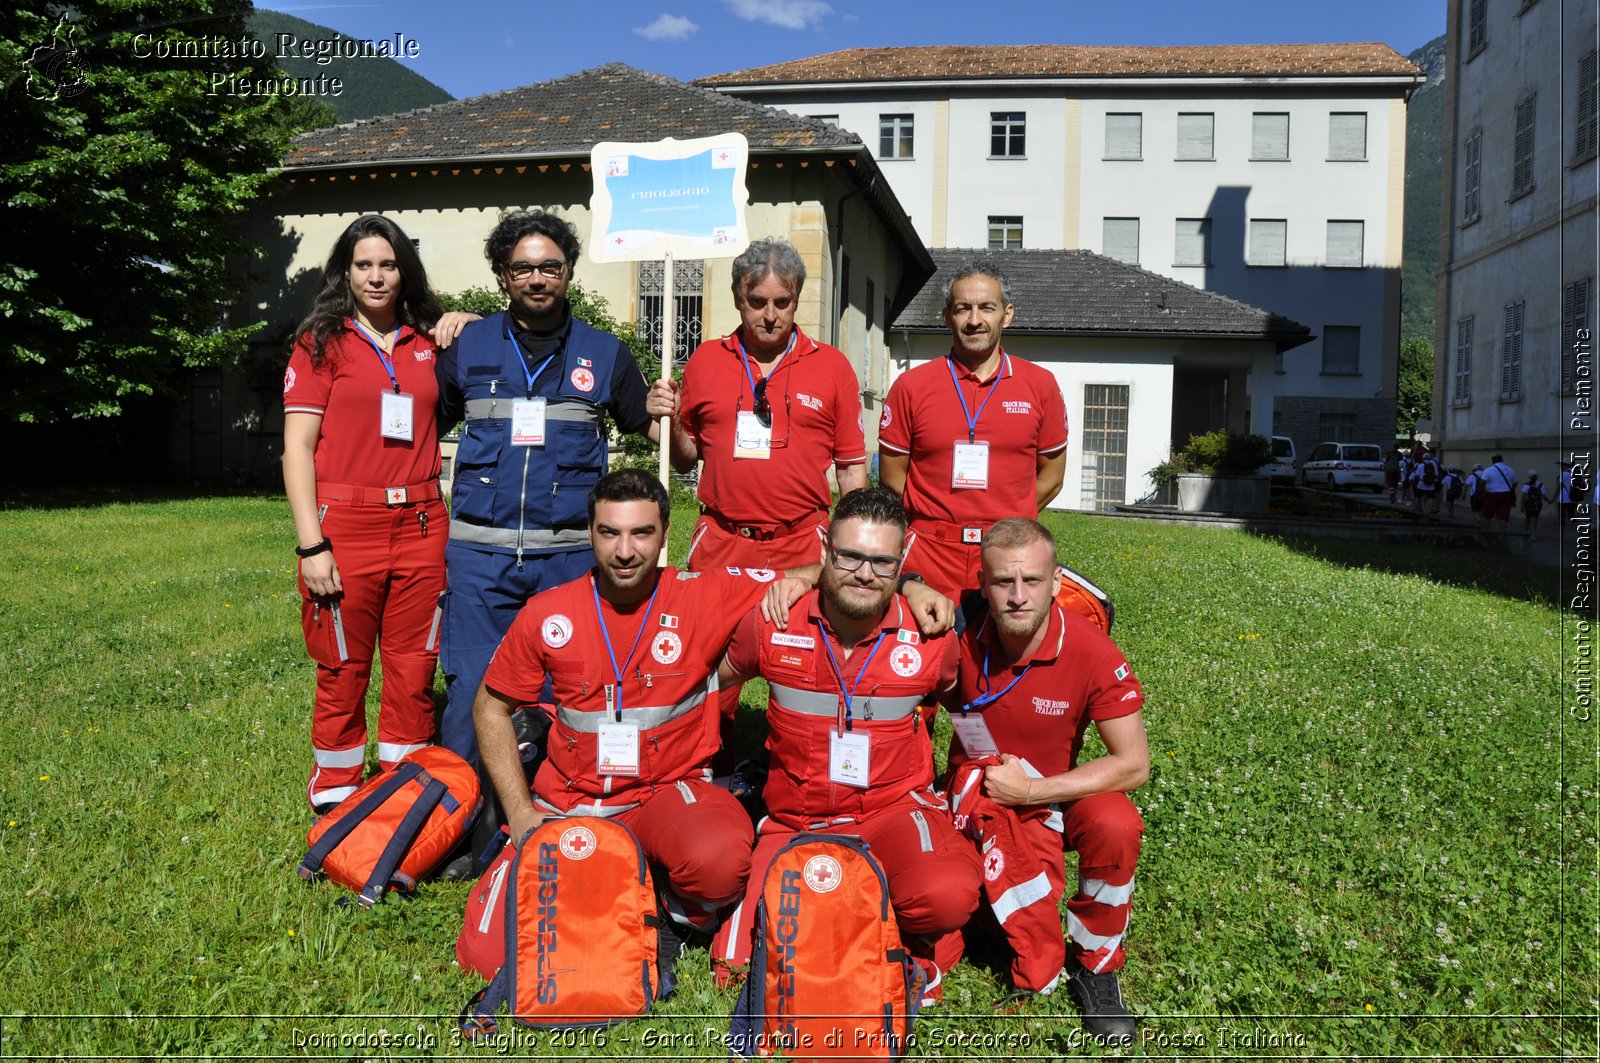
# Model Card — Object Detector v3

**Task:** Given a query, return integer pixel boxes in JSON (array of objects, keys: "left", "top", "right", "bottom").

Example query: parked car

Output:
[
  {"left": 1300, "top": 442, "right": 1385, "bottom": 492},
  {"left": 1258, "top": 435, "right": 1297, "bottom": 485}
]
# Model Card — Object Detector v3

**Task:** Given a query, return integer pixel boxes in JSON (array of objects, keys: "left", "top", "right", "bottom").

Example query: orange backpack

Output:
[
  {"left": 729, "top": 834, "right": 923, "bottom": 1062},
  {"left": 299, "top": 746, "right": 479, "bottom": 907},
  {"left": 1055, "top": 563, "right": 1113, "bottom": 635},
  {"left": 460, "top": 817, "right": 667, "bottom": 1036}
]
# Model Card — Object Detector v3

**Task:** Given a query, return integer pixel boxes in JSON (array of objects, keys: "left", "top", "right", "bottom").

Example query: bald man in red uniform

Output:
[{"left": 879, "top": 260, "right": 1067, "bottom": 597}]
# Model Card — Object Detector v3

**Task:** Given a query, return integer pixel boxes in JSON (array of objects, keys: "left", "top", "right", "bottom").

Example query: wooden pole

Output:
[{"left": 657, "top": 251, "right": 674, "bottom": 567}]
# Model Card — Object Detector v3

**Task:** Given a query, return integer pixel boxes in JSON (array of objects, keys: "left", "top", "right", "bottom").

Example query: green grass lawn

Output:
[{"left": 0, "top": 495, "right": 1590, "bottom": 1059}]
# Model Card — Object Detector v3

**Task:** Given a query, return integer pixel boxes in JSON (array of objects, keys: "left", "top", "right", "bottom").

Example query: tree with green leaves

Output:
[
  {"left": 1397, "top": 336, "right": 1434, "bottom": 439},
  {"left": 0, "top": 2, "right": 311, "bottom": 422}
]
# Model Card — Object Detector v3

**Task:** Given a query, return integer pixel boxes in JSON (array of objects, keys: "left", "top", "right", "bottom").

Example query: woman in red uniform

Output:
[{"left": 283, "top": 215, "right": 449, "bottom": 813}]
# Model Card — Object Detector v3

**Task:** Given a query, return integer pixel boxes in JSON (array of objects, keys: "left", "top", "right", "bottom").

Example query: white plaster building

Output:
[
  {"left": 1434, "top": 0, "right": 1599, "bottom": 475},
  {"left": 701, "top": 44, "right": 1424, "bottom": 459}
]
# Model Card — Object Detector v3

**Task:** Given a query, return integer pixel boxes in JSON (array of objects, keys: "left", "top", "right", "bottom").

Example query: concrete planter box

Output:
[{"left": 1175, "top": 473, "right": 1270, "bottom": 513}]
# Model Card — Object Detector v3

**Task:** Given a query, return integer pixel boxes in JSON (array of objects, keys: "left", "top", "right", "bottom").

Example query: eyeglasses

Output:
[
  {"left": 827, "top": 543, "right": 902, "bottom": 578},
  {"left": 753, "top": 376, "right": 772, "bottom": 427},
  {"left": 504, "top": 259, "right": 567, "bottom": 281},
  {"left": 738, "top": 383, "right": 790, "bottom": 448}
]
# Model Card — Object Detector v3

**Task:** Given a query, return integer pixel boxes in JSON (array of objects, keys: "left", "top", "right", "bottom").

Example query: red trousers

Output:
[
  {"left": 541, "top": 779, "right": 754, "bottom": 925},
  {"left": 684, "top": 512, "right": 829, "bottom": 573},
  {"left": 944, "top": 761, "right": 1143, "bottom": 986},
  {"left": 712, "top": 792, "right": 983, "bottom": 972},
  {"left": 903, "top": 521, "right": 987, "bottom": 599},
  {"left": 300, "top": 497, "right": 446, "bottom": 809}
]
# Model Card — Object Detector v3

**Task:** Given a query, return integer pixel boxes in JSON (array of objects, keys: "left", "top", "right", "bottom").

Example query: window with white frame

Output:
[
  {"left": 1174, "top": 218, "right": 1211, "bottom": 267},
  {"left": 1578, "top": 50, "right": 1599, "bottom": 162},
  {"left": 990, "top": 112, "right": 1025, "bottom": 157},
  {"left": 1326, "top": 221, "right": 1365, "bottom": 268},
  {"left": 1102, "top": 218, "right": 1139, "bottom": 265},
  {"left": 1252, "top": 112, "right": 1289, "bottom": 160},
  {"left": 1463, "top": 130, "right": 1482, "bottom": 223},
  {"left": 1329, "top": 112, "right": 1367, "bottom": 161},
  {"left": 1176, "top": 113, "right": 1214, "bottom": 160},
  {"left": 1501, "top": 301, "right": 1524, "bottom": 399},
  {"left": 1321, "top": 325, "right": 1360, "bottom": 375},
  {"left": 1104, "top": 113, "right": 1142, "bottom": 160},
  {"left": 1454, "top": 316, "right": 1473, "bottom": 404},
  {"left": 1081, "top": 384, "right": 1131, "bottom": 513},
  {"left": 1247, "top": 219, "right": 1287, "bottom": 267},
  {"left": 879, "top": 114, "right": 913, "bottom": 159},
  {"left": 1467, "top": 0, "right": 1487, "bottom": 55},
  {"left": 987, "top": 216, "right": 1023, "bottom": 250},
  {"left": 1513, "top": 95, "right": 1536, "bottom": 197},
  {"left": 1565, "top": 279, "right": 1592, "bottom": 394}
]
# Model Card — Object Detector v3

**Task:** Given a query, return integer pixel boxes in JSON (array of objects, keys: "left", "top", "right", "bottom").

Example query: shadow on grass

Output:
[
  {"left": 0, "top": 485, "right": 282, "bottom": 512},
  {"left": 1256, "top": 531, "right": 1561, "bottom": 610}
]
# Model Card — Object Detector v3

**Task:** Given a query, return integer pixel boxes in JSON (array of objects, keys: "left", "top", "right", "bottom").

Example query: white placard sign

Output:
[{"left": 588, "top": 133, "right": 750, "bottom": 263}]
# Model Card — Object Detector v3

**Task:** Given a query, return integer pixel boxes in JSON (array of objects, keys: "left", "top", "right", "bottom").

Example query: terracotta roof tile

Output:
[
  {"left": 284, "top": 63, "right": 861, "bottom": 170},
  {"left": 699, "top": 43, "right": 1421, "bottom": 86}
]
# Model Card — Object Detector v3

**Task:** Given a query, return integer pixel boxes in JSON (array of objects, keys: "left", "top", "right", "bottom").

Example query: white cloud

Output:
[
  {"left": 634, "top": 13, "right": 700, "bottom": 41},
  {"left": 723, "top": 0, "right": 834, "bottom": 31}
]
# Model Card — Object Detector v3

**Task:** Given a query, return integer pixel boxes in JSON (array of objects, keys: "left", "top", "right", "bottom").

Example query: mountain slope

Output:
[{"left": 247, "top": 9, "right": 452, "bottom": 124}]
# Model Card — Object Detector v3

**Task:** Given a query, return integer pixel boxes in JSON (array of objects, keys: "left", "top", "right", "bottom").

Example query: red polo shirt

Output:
[
  {"left": 679, "top": 327, "right": 866, "bottom": 524},
  {"left": 483, "top": 565, "right": 773, "bottom": 809},
  {"left": 725, "top": 591, "right": 959, "bottom": 826},
  {"left": 879, "top": 350, "right": 1067, "bottom": 524},
  {"left": 944, "top": 603, "right": 1143, "bottom": 781},
  {"left": 283, "top": 325, "right": 441, "bottom": 487}
]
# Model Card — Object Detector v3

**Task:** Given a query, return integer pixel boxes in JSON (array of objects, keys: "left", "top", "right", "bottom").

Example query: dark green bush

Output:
[{"left": 1149, "top": 430, "right": 1273, "bottom": 486}]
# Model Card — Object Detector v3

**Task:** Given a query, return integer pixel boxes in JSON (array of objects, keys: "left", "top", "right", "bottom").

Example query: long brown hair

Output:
[{"left": 292, "top": 215, "right": 443, "bottom": 367}]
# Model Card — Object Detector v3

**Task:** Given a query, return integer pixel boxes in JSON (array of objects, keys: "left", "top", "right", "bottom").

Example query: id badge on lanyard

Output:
[
  {"left": 829, "top": 727, "right": 871, "bottom": 788},
  {"left": 951, "top": 440, "right": 990, "bottom": 490},
  {"left": 596, "top": 684, "right": 641, "bottom": 776},
  {"left": 380, "top": 390, "right": 415, "bottom": 442},
  {"left": 510, "top": 398, "right": 547, "bottom": 446},
  {"left": 949, "top": 713, "right": 999, "bottom": 757},
  {"left": 733, "top": 411, "right": 772, "bottom": 460}
]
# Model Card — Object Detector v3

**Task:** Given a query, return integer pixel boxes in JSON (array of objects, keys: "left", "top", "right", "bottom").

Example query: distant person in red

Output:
[
  {"left": 879, "top": 260, "right": 1068, "bottom": 597},
  {"left": 658, "top": 238, "right": 868, "bottom": 572},
  {"left": 282, "top": 215, "right": 449, "bottom": 812}
]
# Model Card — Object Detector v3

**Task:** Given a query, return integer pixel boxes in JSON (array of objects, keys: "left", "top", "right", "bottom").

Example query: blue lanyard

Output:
[
  {"left": 736, "top": 331, "right": 797, "bottom": 403},
  {"left": 505, "top": 319, "right": 559, "bottom": 398},
  {"left": 945, "top": 352, "right": 1008, "bottom": 444},
  {"left": 962, "top": 640, "right": 1033, "bottom": 714},
  {"left": 590, "top": 576, "right": 662, "bottom": 721},
  {"left": 349, "top": 318, "right": 401, "bottom": 393},
  {"left": 816, "top": 621, "right": 887, "bottom": 734}
]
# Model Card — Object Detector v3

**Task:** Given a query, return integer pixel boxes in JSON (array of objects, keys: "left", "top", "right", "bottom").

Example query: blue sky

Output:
[{"left": 262, "top": 0, "right": 1448, "bottom": 101}]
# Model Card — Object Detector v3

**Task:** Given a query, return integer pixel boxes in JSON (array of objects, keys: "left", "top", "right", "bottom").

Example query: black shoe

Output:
[
  {"left": 1065, "top": 964, "right": 1138, "bottom": 1044},
  {"left": 654, "top": 914, "right": 688, "bottom": 1000},
  {"left": 441, "top": 852, "right": 477, "bottom": 883},
  {"left": 312, "top": 802, "right": 339, "bottom": 818}
]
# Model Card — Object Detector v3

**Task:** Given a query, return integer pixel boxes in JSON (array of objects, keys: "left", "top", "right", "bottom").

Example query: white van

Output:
[{"left": 1258, "top": 435, "right": 1296, "bottom": 485}]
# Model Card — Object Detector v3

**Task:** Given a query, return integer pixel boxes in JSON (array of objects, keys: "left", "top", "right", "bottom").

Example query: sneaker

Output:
[
  {"left": 1065, "top": 963, "right": 1138, "bottom": 1044},
  {"left": 916, "top": 961, "right": 942, "bottom": 1008},
  {"left": 656, "top": 914, "right": 689, "bottom": 999}
]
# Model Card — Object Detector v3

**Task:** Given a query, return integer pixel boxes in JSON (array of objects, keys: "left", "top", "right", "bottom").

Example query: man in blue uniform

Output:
[{"left": 435, "top": 211, "right": 687, "bottom": 862}]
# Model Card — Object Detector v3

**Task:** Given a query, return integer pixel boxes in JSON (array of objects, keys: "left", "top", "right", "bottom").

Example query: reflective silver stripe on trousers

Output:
[
  {"left": 768, "top": 682, "right": 923, "bottom": 721},
  {"left": 909, "top": 809, "right": 933, "bottom": 852},
  {"left": 1081, "top": 875, "right": 1136, "bottom": 907},
  {"left": 532, "top": 796, "right": 638, "bottom": 818},
  {"left": 992, "top": 870, "right": 1053, "bottom": 925},
  {"left": 557, "top": 687, "right": 710, "bottom": 734},
  {"left": 449, "top": 520, "right": 590, "bottom": 549},
  {"left": 463, "top": 398, "right": 603, "bottom": 424},
  {"left": 1066, "top": 909, "right": 1130, "bottom": 973}
]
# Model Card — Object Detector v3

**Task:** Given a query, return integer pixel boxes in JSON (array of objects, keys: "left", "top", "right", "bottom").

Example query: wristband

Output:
[
  {"left": 897, "top": 572, "right": 926, "bottom": 594},
  {"left": 295, "top": 538, "right": 332, "bottom": 559}
]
